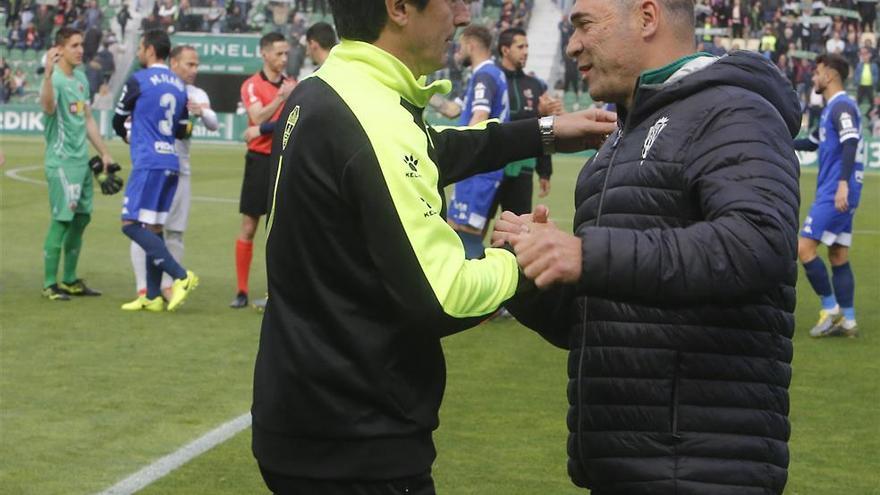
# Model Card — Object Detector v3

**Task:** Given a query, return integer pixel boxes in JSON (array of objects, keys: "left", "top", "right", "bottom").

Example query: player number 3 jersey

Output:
[{"left": 115, "top": 64, "right": 189, "bottom": 171}]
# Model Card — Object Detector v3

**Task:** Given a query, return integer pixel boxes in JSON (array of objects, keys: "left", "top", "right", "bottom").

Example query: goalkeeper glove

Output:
[{"left": 88, "top": 156, "right": 124, "bottom": 195}]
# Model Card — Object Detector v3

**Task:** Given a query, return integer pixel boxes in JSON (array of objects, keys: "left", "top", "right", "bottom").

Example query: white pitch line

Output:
[
  {"left": 95, "top": 412, "right": 252, "bottom": 495},
  {"left": 4, "top": 166, "right": 238, "bottom": 204}
]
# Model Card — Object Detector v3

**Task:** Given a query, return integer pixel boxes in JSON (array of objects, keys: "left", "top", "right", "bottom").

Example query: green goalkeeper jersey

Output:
[{"left": 43, "top": 68, "right": 90, "bottom": 169}]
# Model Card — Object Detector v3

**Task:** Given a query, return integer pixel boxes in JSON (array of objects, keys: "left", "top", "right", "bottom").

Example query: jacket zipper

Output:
[{"left": 576, "top": 128, "right": 624, "bottom": 476}]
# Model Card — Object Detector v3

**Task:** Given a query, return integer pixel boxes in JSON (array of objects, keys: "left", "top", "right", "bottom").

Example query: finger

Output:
[
  {"left": 533, "top": 204, "right": 550, "bottom": 224},
  {"left": 594, "top": 109, "right": 618, "bottom": 123},
  {"left": 494, "top": 218, "right": 524, "bottom": 235},
  {"left": 491, "top": 231, "right": 520, "bottom": 247},
  {"left": 500, "top": 210, "right": 533, "bottom": 226},
  {"left": 533, "top": 266, "right": 561, "bottom": 290},
  {"left": 521, "top": 249, "right": 554, "bottom": 282}
]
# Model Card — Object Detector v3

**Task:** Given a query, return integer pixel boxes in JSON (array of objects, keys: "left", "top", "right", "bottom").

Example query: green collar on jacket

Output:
[
  {"left": 640, "top": 52, "right": 713, "bottom": 86},
  {"left": 320, "top": 39, "right": 452, "bottom": 108}
]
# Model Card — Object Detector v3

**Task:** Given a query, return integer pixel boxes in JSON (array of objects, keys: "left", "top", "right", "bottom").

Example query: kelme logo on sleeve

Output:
[
  {"left": 282, "top": 105, "right": 300, "bottom": 151},
  {"left": 404, "top": 154, "right": 421, "bottom": 178}
]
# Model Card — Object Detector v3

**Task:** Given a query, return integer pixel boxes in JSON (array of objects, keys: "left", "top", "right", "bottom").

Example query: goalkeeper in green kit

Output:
[{"left": 40, "top": 27, "right": 118, "bottom": 300}]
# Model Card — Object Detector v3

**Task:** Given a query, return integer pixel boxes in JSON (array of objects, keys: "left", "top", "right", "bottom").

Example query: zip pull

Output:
[{"left": 612, "top": 130, "right": 623, "bottom": 149}]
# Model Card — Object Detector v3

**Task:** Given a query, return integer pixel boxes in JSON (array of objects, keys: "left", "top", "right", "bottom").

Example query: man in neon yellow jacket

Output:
[{"left": 252, "top": 1, "right": 616, "bottom": 493}]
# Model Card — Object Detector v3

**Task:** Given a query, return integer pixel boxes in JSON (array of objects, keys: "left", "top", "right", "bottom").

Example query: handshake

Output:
[
  {"left": 491, "top": 205, "right": 583, "bottom": 289},
  {"left": 88, "top": 155, "right": 124, "bottom": 195}
]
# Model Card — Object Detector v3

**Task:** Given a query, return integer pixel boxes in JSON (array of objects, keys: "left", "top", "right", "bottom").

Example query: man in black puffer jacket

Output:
[{"left": 493, "top": 0, "right": 801, "bottom": 493}]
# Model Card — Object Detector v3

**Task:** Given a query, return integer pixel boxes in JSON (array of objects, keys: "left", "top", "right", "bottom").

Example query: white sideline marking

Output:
[
  {"left": 4, "top": 166, "right": 238, "bottom": 204},
  {"left": 95, "top": 412, "right": 251, "bottom": 495},
  {"left": 6, "top": 166, "right": 878, "bottom": 235}
]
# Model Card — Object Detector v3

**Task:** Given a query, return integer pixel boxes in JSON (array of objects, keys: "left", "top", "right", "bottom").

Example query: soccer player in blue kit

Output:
[
  {"left": 113, "top": 30, "right": 199, "bottom": 312},
  {"left": 447, "top": 24, "right": 510, "bottom": 259},
  {"left": 795, "top": 54, "right": 864, "bottom": 338}
]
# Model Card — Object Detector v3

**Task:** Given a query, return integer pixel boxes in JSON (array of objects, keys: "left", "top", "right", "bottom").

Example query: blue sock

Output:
[
  {"left": 803, "top": 257, "right": 836, "bottom": 310},
  {"left": 122, "top": 224, "right": 187, "bottom": 282},
  {"left": 145, "top": 232, "right": 164, "bottom": 299},
  {"left": 832, "top": 262, "right": 855, "bottom": 320}
]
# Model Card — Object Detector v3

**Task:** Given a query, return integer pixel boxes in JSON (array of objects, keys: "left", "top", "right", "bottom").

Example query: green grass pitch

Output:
[{"left": 1, "top": 135, "right": 878, "bottom": 494}]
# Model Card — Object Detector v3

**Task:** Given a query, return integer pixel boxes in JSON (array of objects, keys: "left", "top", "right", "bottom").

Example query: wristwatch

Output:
[{"left": 539, "top": 116, "right": 555, "bottom": 155}]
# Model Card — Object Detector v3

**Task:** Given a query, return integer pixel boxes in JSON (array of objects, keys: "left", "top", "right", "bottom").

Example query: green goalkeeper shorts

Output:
[{"left": 45, "top": 165, "right": 93, "bottom": 222}]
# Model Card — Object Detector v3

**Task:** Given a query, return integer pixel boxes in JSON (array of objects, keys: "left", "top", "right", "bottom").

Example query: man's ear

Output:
[
  {"left": 638, "top": 0, "right": 660, "bottom": 39},
  {"left": 386, "top": 0, "right": 410, "bottom": 29}
]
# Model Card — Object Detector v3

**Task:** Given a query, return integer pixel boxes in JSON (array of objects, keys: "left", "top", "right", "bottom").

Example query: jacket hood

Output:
[{"left": 630, "top": 51, "right": 801, "bottom": 138}]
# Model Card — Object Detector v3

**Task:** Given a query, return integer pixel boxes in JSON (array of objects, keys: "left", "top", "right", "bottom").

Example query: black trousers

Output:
[
  {"left": 488, "top": 171, "right": 535, "bottom": 221},
  {"left": 857, "top": 85, "right": 874, "bottom": 109},
  {"left": 260, "top": 466, "right": 436, "bottom": 495}
]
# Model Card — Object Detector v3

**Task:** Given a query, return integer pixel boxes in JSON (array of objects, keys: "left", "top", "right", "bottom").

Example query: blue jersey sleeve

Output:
[
  {"left": 470, "top": 71, "right": 498, "bottom": 117},
  {"left": 113, "top": 77, "right": 140, "bottom": 140},
  {"left": 831, "top": 101, "right": 860, "bottom": 143}
]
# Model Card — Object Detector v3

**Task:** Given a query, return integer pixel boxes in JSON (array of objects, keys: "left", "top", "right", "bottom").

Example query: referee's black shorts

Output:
[{"left": 240, "top": 150, "right": 272, "bottom": 217}]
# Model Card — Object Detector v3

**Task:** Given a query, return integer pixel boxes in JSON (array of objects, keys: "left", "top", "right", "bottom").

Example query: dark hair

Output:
[
  {"left": 306, "top": 22, "right": 338, "bottom": 50},
  {"left": 55, "top": 27, "right": 82, "bottom": 47},
  {"left": 816, "top": 53, "right": 850, "bottom": 81},
  {"left": 328, "top": 0, "right": 429, "bottom": 43},
  {"left": 170, "top": 45, "right": 196, "bottom": 60},
  {"left": 142, "top": 29, "right": 171, "bottom": 60},
  {"left": 497, "top": 27, "right": 527, "bottom": 57},
  {"left": 460, "top": 24, "right": 493, "bottom": 51},
  {"left": 260, "top": 32, "right": 287, "bottom": 49}
]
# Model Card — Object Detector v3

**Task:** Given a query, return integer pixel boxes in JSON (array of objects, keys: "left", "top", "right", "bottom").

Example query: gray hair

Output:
[{"left": 618, "top": 0, "right": 695, "bottom": 32}]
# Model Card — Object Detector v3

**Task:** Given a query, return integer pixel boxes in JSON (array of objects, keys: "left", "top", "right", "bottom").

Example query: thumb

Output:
[{"left": 533, "top": 204, "right": 550, "bottom": 224}]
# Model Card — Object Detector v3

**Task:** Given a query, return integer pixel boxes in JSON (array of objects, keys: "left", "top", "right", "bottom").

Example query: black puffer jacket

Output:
[{"left": 509, "top": 52, "right": 801, "bottom": 494}]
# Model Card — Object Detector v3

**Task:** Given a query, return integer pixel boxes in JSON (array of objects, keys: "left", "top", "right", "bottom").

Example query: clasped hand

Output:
[{"left": 491, "top": 205, "right": 583, "bottom": 289}]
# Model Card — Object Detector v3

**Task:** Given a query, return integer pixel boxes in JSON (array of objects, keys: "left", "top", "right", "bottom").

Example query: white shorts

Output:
[{"left": 165, "top": 173, "right": 191, "bottom": 232}]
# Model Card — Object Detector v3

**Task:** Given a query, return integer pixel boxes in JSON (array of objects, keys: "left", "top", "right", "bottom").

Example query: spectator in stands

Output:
[
  {"left": 864, "top": 37, "right": 879, "bottom": 62},
  {"left": 777, "top": 53, "right": 795, "bottom": 87},
  {"left": 85, "top": 0, "right": 102, "bottom": 31},
  {"left": 760, "top": 24, "right": 777, "bottom": 59},
  {"left": 158, "top": 0, "right": 178, "bottom": 32},
  {"left": 11, "top": 68, "right": 26, "bottom": 96},
  {"left": 19, "top": 0, "right": 34, "bottom": 27},
  {"left": 856, "top": 47, "right": 879, "bottom": 111},
  {"left": 826, "top": 30, "right": 845, "bottom": 55},
  {"left": 305, "top": 21, "right": 337, "bottom": 67},
  {"left": 63, "top": 1, "right": 79, "bottom": 27},
  {"left": 225, "top": 5, "right": 248, "bottom": 33},
  {"left": 0, "top": 60, "right": 10, "bottom": 104},
  {"left": 861, "top": 0, "right": 877, "bottom": 33},
  {"left": 730, "top": 0, "right": 745, "bottom": 39},
  {"left": 176, "top": 0, "right": 201, "bottom": 32},
  {"left": 751, "top": 1, "right": 765, "bottom": 37},
  {"left": 23, "top": 22, "right": 42, "bottom": 50},
  {"left": 36, "top": 5, "right": 55, "bottom": 44},
  {"left": 8, "top": 19, "right": 24, "bottom": 49},
  {"left": 795, "top": 57, "right": 814, "bottom": 103},
  {"left": 205, "top": 0, "right": 225, "bottom": 33},
  {"left": 844, "top": 30, "right": 860, "bottom": 68},
  {"left": 235, "top": 0, "right": 250, "bottom": 19}
]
